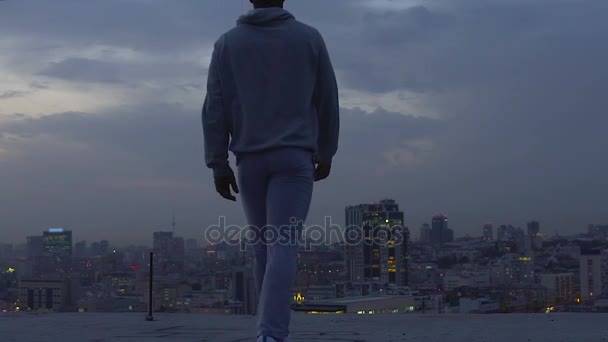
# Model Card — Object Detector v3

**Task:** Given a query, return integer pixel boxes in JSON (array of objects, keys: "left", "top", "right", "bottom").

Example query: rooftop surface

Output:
[{"left": 1, "top": 312, "right": 607, "bottom": 342}]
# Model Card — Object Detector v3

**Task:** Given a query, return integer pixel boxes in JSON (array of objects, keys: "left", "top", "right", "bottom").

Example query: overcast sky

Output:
[{"left": 1, "top": 0, "right": 607, "bottom": 246}]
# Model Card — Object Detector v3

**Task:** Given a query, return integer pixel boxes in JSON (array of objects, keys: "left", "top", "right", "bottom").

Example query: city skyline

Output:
[
  {"left": 2, "top": 0, "right": 608, "bottom": 244},
  {"left": 2, "top": 212, "right": 567, "bottom": 247},
  {"left": 0, "top": 201, "right": 596, "bottom": 246},
  {"left": 5, "top": 207, "right": 608, "bottom": 316},
  {"left": 8, "top": 213, "right": 603, "bottom": 250}
]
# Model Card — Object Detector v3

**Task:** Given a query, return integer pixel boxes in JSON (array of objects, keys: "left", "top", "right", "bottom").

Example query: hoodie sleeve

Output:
[
  {"left": 312, "top": 34, "right": 340, "bottom": 164},
  {"left": 202, "top": 38, "right": 233, "bottom": 177}
]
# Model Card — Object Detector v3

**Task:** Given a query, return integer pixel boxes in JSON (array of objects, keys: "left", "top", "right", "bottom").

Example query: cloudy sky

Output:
[{"left": 1, "top": 0, "right": 607, "bottom": 246}]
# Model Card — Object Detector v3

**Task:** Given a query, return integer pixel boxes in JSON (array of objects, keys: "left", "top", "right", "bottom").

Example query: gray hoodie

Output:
[{"left": 202, "top": 8, "right": 340, "bottom": 177}]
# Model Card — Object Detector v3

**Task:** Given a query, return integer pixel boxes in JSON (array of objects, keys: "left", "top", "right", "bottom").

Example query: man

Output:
[{"left": 202, "top": 0, "right": 339, "bottom": 341}]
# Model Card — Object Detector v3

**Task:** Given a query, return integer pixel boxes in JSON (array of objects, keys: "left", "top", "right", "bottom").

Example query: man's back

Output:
[{"left": 203, "top": 8, "right": 339, "bottom": 177}]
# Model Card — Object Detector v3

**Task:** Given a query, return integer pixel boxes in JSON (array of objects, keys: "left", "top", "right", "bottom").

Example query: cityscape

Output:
[
  {"left": 2, "top": 0, "right": 608, "bottom": 339},
  {"left": 1, "top": 198, "right": 607, "bottom": 317}
]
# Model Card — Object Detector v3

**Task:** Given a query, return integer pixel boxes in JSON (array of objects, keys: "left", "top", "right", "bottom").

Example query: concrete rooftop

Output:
[{"left": 1, "top": 312, "right": 607, "bottom": 342}]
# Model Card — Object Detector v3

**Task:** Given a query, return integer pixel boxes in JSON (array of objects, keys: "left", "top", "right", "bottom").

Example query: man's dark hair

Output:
[{"left": 250, "top": 0, "right": 285, "bottom": 8}]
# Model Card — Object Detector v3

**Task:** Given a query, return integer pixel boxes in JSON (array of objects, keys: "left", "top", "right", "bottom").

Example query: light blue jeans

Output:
[{"left": 237, "top": 147, "right": 314, "bottom": 340}]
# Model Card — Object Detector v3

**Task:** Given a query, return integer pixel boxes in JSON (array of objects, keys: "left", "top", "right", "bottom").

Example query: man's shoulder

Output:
[
  {"left": 291, "top": 19, "right": 322, "bottom": 36},
  {"left": 211, "top": 27, "right": 241, "bottom": 49},
  {"left": 220, "top": 19, "right": 323, "bottom": 41},
  {"left": 287, "top": 19, "right": 325, "bottom": 43}
]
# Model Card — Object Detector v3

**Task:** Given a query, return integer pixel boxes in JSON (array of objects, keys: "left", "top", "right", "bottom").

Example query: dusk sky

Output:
[{"left": 1, "top": 0, "right": 607, "bottom": 246}]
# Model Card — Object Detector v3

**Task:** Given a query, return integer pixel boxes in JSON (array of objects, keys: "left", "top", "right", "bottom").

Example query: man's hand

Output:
[
  {"left": 314, "top": 160, "right": 332, "bottom": 182},
  {"left": 214, "top": 174, "right": 240, "bottom": 201}
]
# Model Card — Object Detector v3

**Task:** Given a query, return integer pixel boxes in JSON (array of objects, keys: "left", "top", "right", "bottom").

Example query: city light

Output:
[
  {"left": 6, "top": 267, "right": 15, "bottom": 273},
  {"left": 293, "top": 293, "right": 305, "bottom": 304},
  {"left": 48, "top": 228, "right": 64, "bottom": 233}
]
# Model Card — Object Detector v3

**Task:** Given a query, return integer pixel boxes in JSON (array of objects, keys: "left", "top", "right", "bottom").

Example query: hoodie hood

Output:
[{"left": 237, "top": 8, "right": 295, "bottom": 26}]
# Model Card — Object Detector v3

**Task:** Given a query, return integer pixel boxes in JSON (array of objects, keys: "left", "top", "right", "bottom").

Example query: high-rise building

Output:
[
  {"left": 497, "top": 225, "right": 508, "bottom": 241},
  {"left": 231, "top": 267, "right": 257, "bottom": 315},
  {"left": 490, "top": 254, "right": 535, "bottom": 285},
  {"left": 42, "top": 229, "right": 72, "bottom": 256},
  {"left": 42, "top": 228, "right": 73, "bottom": 274},
  {"left": 344, "top": 199, "right": 409, "bottom": 286},
  {"left": 153, "top": 232, "right": 173, "bottom": 275},
  {"left": 99, "top": 240, "right": 110, "bottom": 255},
  {"left": 430, "top": 213, "right": 453, "bottom": 247},
  {"left": 171, "top": 237, "right": 185, "bottom": 272},
  {"left": 580, "top": 250, "right": 604, "bottom": 301},
  {"left": 26, "top": 236, "right": 43, "bottom": 258},
  {"left": 483, "top": 223, "right": 494, "bottom": 241},
  {"left": 527, "top": 221, "right": 541, "bottom": 250},
  {"left": 89, "top": 240, "right": 110, "bottom": 256},
  {"left": 25, "top": 236, "right": 44, "bottom": 277},
  {"left": 539, "top": 273, "right": 577, "bottom": 304},
  {"left": 419, "top": 223, "right": 431, "bottom": 243},
  {"left": 153, "top": 232, "right": 185, "bottom": 276},
  {"left": 74, "top": 241, "right": 87, "bottom": 257},
  {"left": 496, "top": 225, "right": 527, "bottom": 251},
  {"left": 527, "top": 221, "right": 540, "bottom": 237}
]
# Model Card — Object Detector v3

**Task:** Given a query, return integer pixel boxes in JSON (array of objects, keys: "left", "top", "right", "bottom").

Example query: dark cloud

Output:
[
  {"left": 29, "top": 81, "right": 50, "bottom": 90},
  {"left": 0, "top": 90, "right": 27, "bottom": 99},
  {"left": 39, "top": 57, "right": 202, "bottom": 85},
  {"left": 1, "top": 0, "right": 608, "bottom": 244},
  {"left": 329, "top": 1, "right": 608, "bottom": 94},
  {"left": 0, "top": 0, "right": 246, "bottom": 52},
  {"left": 325, "top": 0, "right": 608, "bottom": 233},
  {"left": 0, "top": 105, "right": 441, "bottom": 244},
  {"left": 39, "top": 58, "right": 127, "bottom": 84}
]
